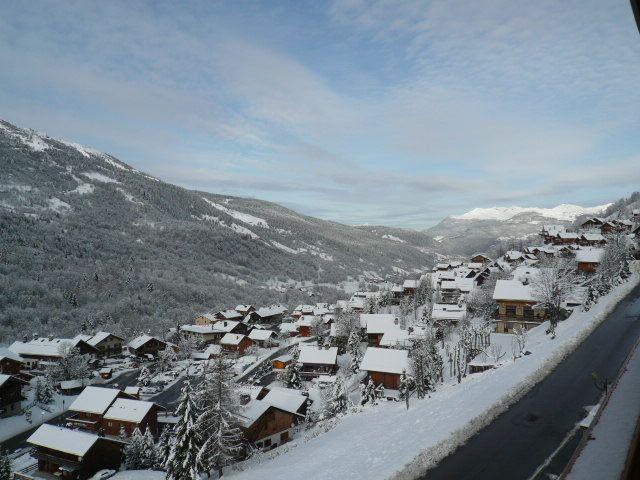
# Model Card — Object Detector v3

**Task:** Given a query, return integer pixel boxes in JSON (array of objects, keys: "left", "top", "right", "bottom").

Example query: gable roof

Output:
[
  {"left": 298, "top": 346, "right": 337, "bottom": 365},
  {"left": 366, "top": 315, "right": 401, "bottom": 334},
  {"left": 576, "top": 248, "right": 604, "bottom": 264},
  {"left": 248, "top": 329, "right": 276, "bottom": 341},
  {"left": 360, "top": 347, "right": 408, "bottom": 375},
  {"left": 28, "top": 424, "right": 100, "bottom": 456},
  {"left": 87, "top": 331, "right": 123, "bottom": 346},
  {"left": 0, "top": 347, "right": 23, "bottom": 363},
  {"left": 103, "top": 398, "right": 155, "bottom": 423},
  {"left": 261, "top": 388, "right": 307, "bottom": 415},
  {"left": 493, "top": 280, "right": 535, "bottom": 302},
  {"left": 128, "top": 334, "right": 165, "bottom": 350},
  {"left": 220, "top": 333, "right": 248, "bottom": 346},
  {"left": 69, "top": 386, "right": 121, "bottom": 415}
]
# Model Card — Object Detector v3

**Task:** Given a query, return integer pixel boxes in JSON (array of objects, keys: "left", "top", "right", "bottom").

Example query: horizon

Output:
[{"left": 2, "top": 1, "right": 640, "bottom": 228}]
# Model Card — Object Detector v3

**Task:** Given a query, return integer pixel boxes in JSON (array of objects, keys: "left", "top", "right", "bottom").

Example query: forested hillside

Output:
[{"left": 0, "top": 120, "right": 438, "bottom": 341}]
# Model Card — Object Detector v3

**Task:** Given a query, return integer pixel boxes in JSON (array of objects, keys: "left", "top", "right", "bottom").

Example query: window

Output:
[
  {"left": 108, "top": 421, "right": 113, "bottom": 427},
  {"left": 506, "top": 305, "right": 516, "bottom": 317},
  {"left": 264, "top": 438, "right": 272, "bottom": 447}
]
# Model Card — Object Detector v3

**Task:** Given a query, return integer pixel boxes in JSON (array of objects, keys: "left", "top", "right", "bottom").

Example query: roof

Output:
[
  {"left": 279, "top": 322, "right": 299, "bottom": 333},
  {"left": 104, "top": 398, "right": 155, "bottom": 423},
  {"left": 254, "top": 305, "right": 287, "bottom": 318},
  {"left": 493, "top": 280, "right": 535, "bottom": 302},
  {"left": 359, "top": 313, "right": 396, "bottom": 328},
  {"left": 360, "top": 347, "right": 408, "bottom": 375},
  {"left": 298, "top": 346, "right": 338, "bottom": 365},
  {"left": 431, "top": 303, "right": 467, "bottom": 321},
  {"left": 248, "top": 329, "right": 276, "bottom": 341},
  {"left": 197, "top": 312, "right": 217, "bottom": 321},
  {"left": 69, "top": 386, "right": 121, "bottom": 415},
  {"left": 181, "top": 324, "right": 218, "bottom": 334},
  {"left": 273, "top": 354, "right": 293, "bottom": 363},
  {"left": 128, "top": 334, "right": 164, "bottom": 350},
  {"left": 403, "top": 279, "right": 419, "bottom": 289},
  {"left": 211, "top": 320, "right": 241, "bottom": 333},
  {"left": 576, "top": 248, "right": 604, "bottom": 264},
  {"left": 581, "top": 233, "right": 605, "bottom": 241},
  {"left": 0, "top": 373, "right": 28, "bottom": 388},
  {"left": 217, "top": 309, "right": 243, "bottom": 319},
  {"left": 28, "top": 424, "right": 100, "bottom": 457},
  {"left": 87, "top": 331, "right": 123, "bottom": 346},
  {"left": 261, "top": 388, "right": 307, "bottom": 414},
  {"left": 366, "top": 315, "right": 401, "bottom": 334},
  {"left": 124, "top": 386, "right": 141, "bottom": 395},
  {"left": 220, "top": 333, "right": 248, "bottom": 346},
  {"left": 240, "top": 400, "right": 272, "bottom": 428},
  {"left": 0, "top": 347, "right": 23, "bottom": 363},
  {"left": 9, "top": 339, "right": 67, "bottom": 358},
  {"left": 379, "top": 329, "right": 411, "bottom": 347}
]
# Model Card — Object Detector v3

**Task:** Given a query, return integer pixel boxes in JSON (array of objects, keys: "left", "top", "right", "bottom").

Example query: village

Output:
[{"left": 0, "top": 210, "right": 639, "bottom": 480}]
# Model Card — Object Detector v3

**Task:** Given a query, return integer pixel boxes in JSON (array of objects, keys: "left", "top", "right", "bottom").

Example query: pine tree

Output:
[
  {"left": 34, "top": 375, "right": 55, "bottom": 405},
  {"left": 323, "top": 374, "right": 350, "bottom": 418},
  {"left": 124, "top": 428, "right": 146, "bottom": 470},
  {"left": 195, "top": 358, "right": 244, "bottom": 478},
  {"left": 140, "top": 428, "right": 157, "bottom": 469},
  {"left": 278, "top": 362, "right": 302, "bottom": 389},
  {"left": 155, "top": 427, "right": 172, "bottom": 470},
  {"left": 138, "top": 366, "right": 152, "bottom": 386},
  {"left": 360, "top": 379, "right": 377, "bottom": 406},
  {"left": 166, "top": 380, "right": 200, "bottom": 480},
  {"left": 347, "top": 331, "right": 362, "bottom": 374},
  {"left": 0, "top": 449, "right": 11, "bottom": 480},
  {"left": 399, "top": 370, "right": 412, "bottom": 409}
]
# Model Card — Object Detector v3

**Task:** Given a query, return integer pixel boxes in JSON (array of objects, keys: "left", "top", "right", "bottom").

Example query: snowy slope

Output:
[
  {"left": 227, "top": 274, "right": 639, "bottom": 480},
  {"left": 452, "top": 204, "right": 611, "bottom": 221}
]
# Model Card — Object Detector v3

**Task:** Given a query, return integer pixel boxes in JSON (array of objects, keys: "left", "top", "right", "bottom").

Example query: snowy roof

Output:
[
  {"left": 217, "top": 309, "right": 243, "bottom": 319},
  {"left": 254, "top": 305, "right": 287, "bottom": 317},
  {"left": 360, "top": 347, "right": 408, "bottom": 375},
  {"left": 403, "top": 279, "right": 419, "bottom": 289},
  {"left": 0, "top": 347, "right": 23, "bottom": 363},
  {"left": 181, "top": 324, "right": 218, "bottom": 334},
  {"left": 379, "top": 330, "right": 411, "bottom": 347},
  {"left": 261, "top": 388, "right": 307, "bottom": 415},
  {"left": 248, "top": 329, "right": 276, "bottom": 341},
  {"left": 273, "top": 354, "right": 293, "bottom": 363},
  {"left": 505, "top": 251, "right": 524, "bottom": 261},
  {"left": 581, "top": 233, "right": 605, "bottom": 241},
  {"left": 576, "top": 248, "right": 604, "bottom": 263},
  {"left": 197, "top": 312, "right": 217, "bottom": 321},
  {"left": 279, "top": 322, "right": 299, "bottom": 333},
  {"left": 431, "top": 303, "right": 467, "bottom": 321},
  {"left": 60, "top": 379, "right": 85, "bottom": 390},
  {"left": 87, "top": 331, "right": 123, "bottom": 346},
  {"left": 240, "top": 400, "right": 272, "bottom": 428},
  {"left": 360, "top": 313, "right": 395, "bottom": 328},
  {"left": 128, "top": 334, "right": 163, "bottom": 350},
  {"left": 366, "top": 315, "right": 401, "bottom": 334},
  {"left": 298, "top": 346, "right": 338, "bottom": 366},
  {"left": 212, "top": 320, "right": 241, "bottom": 333},
  {"left": 9, "top": 340, "right": 65, "bottom": 358},
  {"left": 220, "top": 333, "right": 248, "bottom": 346},
  {"left": 558, "top": 232, "right": 579, "bottom": 239},
  {"left": 492, "top": 280, "right": 535, "bottom": 302},
  {"left": 69, "top": 386, "right": 121, "bottom": 414},
  {"left": 296, "top": 315, "right": 318, "bottom": 327},
  {"left": 104, "top": 398, "right": 155, "bottom": 423},
  {"left": 73, "top": 334, "right": 93, "bottom": 343},
  {"left": 235, "top": 304, "right": 253, "bottom": 312},
  {"left": 124, "top": 386, "right": 141, "bottom": 395},
  {"left": 28, "top": 424, "right": 100, "bottom": 456}
]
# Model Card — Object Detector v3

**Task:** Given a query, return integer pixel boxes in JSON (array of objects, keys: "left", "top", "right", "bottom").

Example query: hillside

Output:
[{"left": 0, "top": 120, "right": 439, "bottom": 341}]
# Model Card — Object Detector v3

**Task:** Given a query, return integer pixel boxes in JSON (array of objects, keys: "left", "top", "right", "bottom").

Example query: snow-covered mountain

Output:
[
  {"left": 452, "top": 204, "right": 611, "bottom": 222},
  {"left": 0, "top": 120, "right": 440, "bottom": 340}
]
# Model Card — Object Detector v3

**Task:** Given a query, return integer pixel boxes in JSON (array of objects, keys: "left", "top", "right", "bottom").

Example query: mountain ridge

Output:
[{"left": 450, "top": 203, "right": 611, "bottom": 222}]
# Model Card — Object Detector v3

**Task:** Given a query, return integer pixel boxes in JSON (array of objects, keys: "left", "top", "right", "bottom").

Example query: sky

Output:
[{"left": 1, "top": 0, "right": 639, "bottom": 228}]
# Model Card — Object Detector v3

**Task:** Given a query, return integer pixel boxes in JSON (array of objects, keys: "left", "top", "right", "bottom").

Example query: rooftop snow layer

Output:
[{"left": 360, "top": 347, "right": 408, "bottom": 375}]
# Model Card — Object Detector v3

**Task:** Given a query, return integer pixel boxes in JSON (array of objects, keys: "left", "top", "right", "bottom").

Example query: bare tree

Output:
[
  {"left": 487, "top": 344, "right": 506, "bottom": 364},
  {"left": 512, "top": 324, "right": 527, "bottom": 358}
]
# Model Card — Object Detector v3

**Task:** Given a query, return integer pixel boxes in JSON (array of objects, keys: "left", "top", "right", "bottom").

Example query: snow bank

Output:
[
  {"left": 82, "top": 172, "right": 120, "bottom": 184},
  {"left": 451, "top": 203, "right": 610, "bottom": 221},
  {"left": 227, "top": 274, "right": 639, "bottom": 480}
]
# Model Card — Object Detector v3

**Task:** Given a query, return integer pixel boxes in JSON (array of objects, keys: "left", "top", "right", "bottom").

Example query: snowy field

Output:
[{"left": 227, "top": 274, "right": 639, "bottom": 480}]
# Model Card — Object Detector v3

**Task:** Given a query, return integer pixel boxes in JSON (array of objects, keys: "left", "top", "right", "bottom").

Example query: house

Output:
[
  {"left": 180, "top": 324, "right": 223, "bottom": 344},
  {"left": 245, "top": 305, "right": 287, "bottom": 324},
  {"left": 60, "top": 379, "right": 90, "bottom": 395},
  {"left": 67, "top": 386, "right": 130, "bottom": 431},
  {"left": 195, "top": 312, "right": 218, "bottom": 326},
  {"left": 0, "top": 373, "right": 28, "bottom": 418},
  {"left": 296, "top": 315, "right": 318, "bottom": 337},
  {"left": 298, "top": 346, "right": 338, "bottom": 378},
  {"left": 191, "top": 344, "right": 222, "bottom": 361},
  {"left": 579, "top": 233, "right": 606, "bottom": 246},
  {"left": 402, "top": 279, "right": 420, "bottom": 296},
  {"left": 9, "top": 337, "right": 99, "bottom": 367},
  {"left": 360, "top": 347, "right": 408, "bottom": 390},
  {"left": 439, "top": 278, "right": 474, "bottom": 304},
  {"left": 432, "top": 303, "right": 467, "bottom": 326},
  {"left": 468, "top": 352, "right": 497, "bottom": 374},
  {"left": 214, "top": 309, "right": 244, "bottom": 321},
  {"left": 470, "top": 253, "right": 492, "bottom": 264},
  {"left": 240, "top": 401, "right": 297, "bottom": 451},
  {"left": 235, "top": 304, "right": 256, "bottom": 316},
  {"left": 390, "top": 285, "right": 404, "bottom": 304},
  {"left": 576, "top": 248, "right": 604, "bottom": 274},
  {"left": 580, "top": 217, "right": 604, "bottom": 231},
  {"left": 99, "top": 367, "right": 113, "bottom": 379},
  {"left": 257, "top": 387, "right": 310, "bottom": 418},
  {"left": 220, "top": 333, "right": 253, "bottom": 355},
  {"left": 248, "top": 329, "right": 278, "bottom": 347},
  {"left": 0, "top": 347, "right": 24, "bottom": 375},
  {"left": 365, "top": 314, "right": 401, "bottom": 346},
  {"left": 272, "top": 354, "right": 293, "bottom": 370},
  {"left": 492, "top": 280, "right": 546, "bottom": 333},
  {"left": 279, "top": 322, "right": 299, "bottom": 337},
  {"left": 86, "top": 331, "right": 124, "bottom": 357},
  {"left": 378, "top": 329, "right": 411, "bottom": 349},
  {"left": 123, "top": 386, "right": 141, "bottom": 399},
  {"left": 127, "top": 334, "right": 168, "bottom": 357},
  {"left": 103, "top": 398, "right": 163, "bottom": 437},
  {"left": 554, "top": 232, "right": 579, "bottom": 245},
  {"left": 600, "top": 221, "right": 617, "bottom": 235},
  {"left": 27, "top": 424, "right": 123, "bottom": 480}
]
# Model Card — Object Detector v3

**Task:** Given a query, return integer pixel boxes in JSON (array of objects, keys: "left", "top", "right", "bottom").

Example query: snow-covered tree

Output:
[
  {"left": 34, "top": 374, "right": 55, "bottom": 405},
  {"left": 138, "top": 365, "right": 152, "bottom": 386},
  {"left": 347, "top": 331, "right": 362, "bottom": 374},
  {"left": 48, "top": 344, "right": 90, "bottom": 381},
  {"left": 177, "top": 335, "right": 198, "bottom": 360},
  {"left": 323, "top": 374, "right": 351, "bottom": 418},
  {"left": 0, "top": 449, "right": 11, "bottom": 480},
  {"left": 409, "top": 336, "right": 441, "bottom": 398},
  {"left": 195, "top": 357, "right": 244, "bottom": 478},
  {"left": 278, "top": 362, "right": 302, "bottom": 389},
  {"left": 166, "top": 380, "right": 201, "bottom": 480},
  {"left": 512, "top": 324, "right": 527, "bottom": 358},
  {"left": 398, "top": 370, "right": 412, "bottom": 409},
  {"left": 155, "top": 426, "right": 172, "bottom": 470},
  {"left": 124, "top": 428, "right": 148, "bottom": 470},
  {"left": 531, "top": 258, "right": 579, "bottom": 339},
  {"left": 156, "top": 346, "right": 176, "bottom": 373},
  {"left": 360, "top": 378, "right": 377, "bottom": 406}
]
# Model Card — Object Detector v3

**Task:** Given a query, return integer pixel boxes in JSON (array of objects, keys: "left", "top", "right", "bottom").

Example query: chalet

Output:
[
  {"left": 493, "top": 280, "right": 545, "bottom": 333},
  {"left": 541, "top": 224, "right": 566, "bottom": 242},
  {"left": 0, "top": 348, "right": 24, "bottom": 375},
  {"left": 195, "top": 312, "right": 217, "bottom": 326},
  {"left": 27, "top": 424, "right": 123, "bottom": 480},
  {"left": 248, "top": 329, "right": 278, "bottom": 347},
  {"left": 580, "top": 217, "right": 604, "bottom": 231},
  {"left": 600, "top": 221, "right": 617, "bottom": 235},
  {"left": 0, "top": 373, "right": 28, "bottom": 417},
  {"left": 9, "top": 337, "right": 99, "bottom": 367},
  {"left": 245, "top": 305, "right": 287, "bottom": 324},
  {"left": 191, "top": 344, "right": 222, "bottom": 361},
  {"left": 360, "top": 347, "right": 408, "bottom": 390},
  {"left": 67, "top": 386, "right": 130, "bottom": 431},
  {"left": 180, "top": 324, "right": 223, "bottom": 344},
  {"left": 235, "top": 304, "right": 256, "bottom": 316},
  {"left": 279, "top": 322, "right": 299, "bottom": 337},
  {"left": 60, "top": 379, "right": 90, "bottom": 395},
  {"left": 86, "top": 331, "right": 124, "bottom": 357},
  {"left": 99, "top": 367, "right": 113, "bottom": 379},
  {"left": 378, "top": 329, "right": 411, "bottom": 349},
  {"left": 257, "top": 387, "right": 310, "bottom": 418},
  {"left": 633, "top": 209, "right": 640, "bottom": 222},
  {"left": 579, "top": 233, "right": 606, "bottom": 247},
  {"left": 402, "top": 279, "right": 420, "bottom": 297},
  {"left": 348, "top": 297, "right": 366, "bottom": 312},
  {"left": 576, "top": 248, "right": 604, "bottom": 274},
  {"left": 272, "top": 354, "right": 293, "bottom": 370},
  {"left": 365, "top": 314, "right": 401, "bottom": 346},
  {"left": 215, "top": 309, "right": 244, "bottom": 321},
  {"left": 103, "top": 398, "right": 163, "bottom": 437},
  {"left": 439, "top": 278, "right": 474, "bottom": 304},
  {"left": 432, "top": 303, "right": 467, "bottom": 326},
  {"left": 123, "top": 386, "right": 141, "bottom": 399},
  {"left": 296, "top": 315, "right": 318, "bottom": 337},
  {"left": 470, "top": 253, "right": 491, "bottom": 264},
  {"left": 298, "top": 346, "right": 338, "bottom": 378},
  {"left": 220, "top": 333, "right": 253, "bottom": 355},
  {"left": 390, "top": 284, "right": 404, "bottom": 304},
  {"left": 468, "top": 351, "right": 497, "bottom": 374},
  {"left": 240, "top": 401, "right": 297, "bottom": 451},
  {"left": 292, "top": 305, "right": 315, "bottom": 319},
  {"left": 127, "top": 334, "right": 167, "bottom": 357},
  {"left": 554, "top": 232, "right": 579, "bottom": 245}
]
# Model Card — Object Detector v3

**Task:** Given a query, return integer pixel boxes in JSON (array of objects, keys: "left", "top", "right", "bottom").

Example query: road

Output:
[{"left": 423, "top": 282, "right": 640, "bottom": 480}]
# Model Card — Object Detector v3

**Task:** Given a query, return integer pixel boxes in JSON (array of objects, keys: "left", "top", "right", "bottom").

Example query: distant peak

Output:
[{"left": 451, "top": 203, "right": 611, "bottom": 221}]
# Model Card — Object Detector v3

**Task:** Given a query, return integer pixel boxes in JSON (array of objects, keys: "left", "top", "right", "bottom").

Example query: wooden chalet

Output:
[
  {"left": 240, "top": 401, "right": 297, "bottom": 451},
  {"left": 402, "top": 279, "right": 420, "bottom": 297},
  {"left": 235, "top": 304, "right": 256, "bottom": 316},
  {"left": 493, "top": 280, "right": 546, "bottom": 333},
  {"left": 0, "top": 348, "right": 24, "bottom": 375},
  {"left": 220, "top": 333, "right": 253, "bottom": 355},
  {"left": 9, "top": 337, "right": 99, "bottom": 368},
  {"left": 248, "top": 329, "right": 278, "bottom": 347},
  {"left": 272, "top": 354, "right": 293, "bottom": 370},
  {"left": 244, "top": 305, "right": 287, "bottom": 324},
  {"left": 215, "top": 309, "right": 244, "bottom": 321},
  {"left": 360, "top": 347, "right": 408, "bottom": 390},
  {"left": 576, "top": 248, "right": 604, "bottom": 274},
  {"left": 364, "top": 314, "right": 401, "bottom": 346},
  {"left": 470, "top": 253, "right": 491, "bottom": 264},
  {"left": 26, "top": 424, "right": 123, "bottom": 480},
  {"left": 127, "top": 334, "right": 168, "bottom": 357},
  {"left": 0, "top": 373, "right": 28, "bottom": 418},
  {"left": 86, "top": 331, "right": 124, "bottom": 357},
  {"left": 195, "top": 312, "right": 218, "bottom": 326},
  {"left": 298, "top": 346, "right": 338, "bottom": 378},
  {"left": 103, "top": 398, "right": 163, "bottom": 437},
  {"left": 67, "top": 386, "right": 131, "bottom": 432},
  {"left": 580, "top": 217, "right": 604, "bottom": 231}
]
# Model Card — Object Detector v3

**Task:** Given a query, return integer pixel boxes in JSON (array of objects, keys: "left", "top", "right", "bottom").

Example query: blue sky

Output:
[{"left": 1, "top": 0, "right": 639, "bottom": 228}]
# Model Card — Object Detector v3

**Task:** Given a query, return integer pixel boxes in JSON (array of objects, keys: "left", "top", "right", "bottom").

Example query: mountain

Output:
[
  {"left": 425, "top": 203, "right": 611, "bottom": 256},
  {"left": 0, "top": 120, "right": 439, "bottom": 341}
]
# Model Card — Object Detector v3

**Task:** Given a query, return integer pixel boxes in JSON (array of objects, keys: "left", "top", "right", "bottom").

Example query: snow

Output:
[
  {"left": 68, "top": 182, "right": 95, "bottom": 195},
  {"left": 360, "top": 347, "right": 408, "bottom": 375},
  {"left": 201, "top": 197, "right": 269, "bottom": 228},
  {"left": 492, "top": 279, "right": 535, "bottom": 302},
  {"left": 47, "top": 197, "right": 71, "bottom": 212},
  {"left": 452, "top": 203, "right": 611, "bottom": 221},
  {"left": 366, "top": 315, "right": 401, "bottom": 335},
  {"left": 106, "top": 471, "right": 166, "bottom": 480},
  {"left": 28, "top": 423, "right": 99, "bottom": 456},
  {"left": 298, "top": 346, "right": 338, "bottom": 365},
  {"left": 240, "top": 401, "right": 272, "bottom": 427},
  {"left": 220, "top": 333, "right": 247, "bottom": 346},
  {"left": 9, "top": 340, "right": 65, "bottom": 358},
  {"left": 128, "top": 334, "right": 160, "bottom": 350},
  {"left": 87, "top": 331, "right": 121, "bottom": 347},
  {"left": 575, "top": 248, "right": 604, "bottom": 264},
  {"left": 261, "top": 388, "right": 307, "bottom": 415},
  {"left": 431, "top": 303, "right": 466, "bottom": 322},
  {"left": 124, "top": 386, "right": 142, "bottom": 396},
  {"left": 82, "top": 171, "right": 120, "bottom": 183},
  {"left": 566, "top": 339, "right": 640, "bottom": 479},
  {"left": 227, "top": 273, "right": 639, "bottom": 480},
  {"left": 69, "top": 386, "right": 121, "bottom": 415},
  {"left": 382, "top": 234, "right": 405, "bottom": 243},
  {"left": 249, "top": 330, "right": 276, "bottom": 341},
  {"left": 272, "top": 241, "right": 301, "bottom": 254},
  {"left": 103, "top": 398, "right": 154, "bottom": 423}
]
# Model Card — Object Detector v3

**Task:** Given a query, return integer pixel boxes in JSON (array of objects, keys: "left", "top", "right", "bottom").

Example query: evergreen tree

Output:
[
  {"left": 154, "top": 427, "right": 172, "bottom": 470},
  {"left": 347, "top": 331, "right": 362, "bottom": 374},
  {"left": 34, "top": 374, "right": 55, "bottom": 405},
  {"left": 166, "top": 380, "right": 201, "bottom": 480},
  {"left": 195, "top": 358, "right": 244, "bottom": 478},
  {"left": 124, "top": 428, "right": 147, "bottom": 470},
  {"left": 399, "top": 370, "right": 412, "bottom": 409},
  {"left": 140, "top": 428, "right": 157, "bottom": 469},
  {"left": 138, "top": 366, "right": 152, "bottom": 386},
  {"left": 360, "top": 378, "right": 377, "bottom": 406},
  {"left": 323, "top": 374, "right": 350, "bottom": 418},
  {"left": 0, "top": 449, "right": 11, "bottom": 480},
  {"left": 278, "top": 362, "right": 302, "bottom": 389}
]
